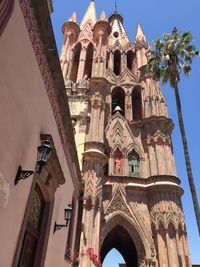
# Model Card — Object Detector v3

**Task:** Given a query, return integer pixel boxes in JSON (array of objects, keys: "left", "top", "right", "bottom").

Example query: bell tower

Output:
[{"left": 61, "top": 1, "right": 192, "bottom": 266}]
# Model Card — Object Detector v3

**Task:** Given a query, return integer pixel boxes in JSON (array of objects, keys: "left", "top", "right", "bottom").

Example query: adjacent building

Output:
[{"left": 0, "top": 1, "right": 81, "bottom": 267}]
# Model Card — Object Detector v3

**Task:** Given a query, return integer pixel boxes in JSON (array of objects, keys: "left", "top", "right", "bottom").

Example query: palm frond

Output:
[{"left": 147, "top": 27, "right": 199, "bottom": 86}]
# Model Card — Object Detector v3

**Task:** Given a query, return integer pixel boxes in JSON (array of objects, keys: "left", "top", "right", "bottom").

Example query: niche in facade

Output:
[
  {"left": 114, "top": 49, "right": 121, "bottom": 75},
  {"left": 112, "top": 87, "right": 125, "bottom": 115},
  {"left": 132, "top": 87, "right": 142, "bottom": 121},
  {"left": 84, "top": 43, "right": 94, "bottom": 79},
  {"left": 127, "top": 50, "right": 135, "bottom": 72},
  {"left": 113, "top": 147, "right": 123, "bottom": 175},
  {"left": 70, "top": 43, "right": 82, "bottom": 82},
  {"left": 128, "top": 151, "right": 140, "bottom": 175}
]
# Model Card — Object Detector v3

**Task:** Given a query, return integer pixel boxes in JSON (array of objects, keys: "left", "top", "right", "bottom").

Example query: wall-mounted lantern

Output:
[
  {"left": 14, "top": 140, "right": 52, "bottom": 185},
  {"left": 53, "top": 202, "right": 72, "bottom": 233}
]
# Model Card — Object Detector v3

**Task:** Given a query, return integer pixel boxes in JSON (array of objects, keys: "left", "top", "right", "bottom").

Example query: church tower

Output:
[{"left": 61, "top": 1, "right": 192, "bottom": 266}]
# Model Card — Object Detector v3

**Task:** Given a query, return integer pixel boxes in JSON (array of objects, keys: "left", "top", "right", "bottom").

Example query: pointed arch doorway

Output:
[
  {"left": 100, "top": 213, "right": 150, "bottom": 267},
  {"left": 101, "top": 225, "right": 138, "bottom": 267}
]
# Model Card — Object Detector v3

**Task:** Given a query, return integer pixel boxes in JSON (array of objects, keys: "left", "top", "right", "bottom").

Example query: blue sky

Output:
[{"left": 51, "top": 0, "right": 200, "bottom": 265}]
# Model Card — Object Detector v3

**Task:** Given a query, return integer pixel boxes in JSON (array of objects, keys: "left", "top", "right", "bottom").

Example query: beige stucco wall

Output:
[
  {"left": 69, "top": 98, "right": 88, "bottom": 169},
  {"left": 0, "top": 1, "right": 76, "bottom": 267}
]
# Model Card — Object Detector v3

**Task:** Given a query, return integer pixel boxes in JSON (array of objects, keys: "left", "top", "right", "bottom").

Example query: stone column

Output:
[
  {"left": 109, "top": 51, "right": 114, "bottom": 70},
  {"left": 165, "top": 229, "right": 173, "bottom": 267},
  {"left": 122, "top": 51, "right": 126, "bottom": 71},
  {"left": 62, "top": 35, "right": 72, "bottom": 78},
  {"left": 98, "top": 103, "right": 105, "bottom": 142},
  {"left": 148, "top": 145, "right": 158, "bottom": 176},
  {"left": 88, "top": 203, "right": 95, "bottom": 247},
  {"left": 77, "top": 48, "right": 87, "bottom": 81},
  {"left": 175, "top": 229, "right": 184, "bottom": 267},
  {"left": 79, "top": 201, "right": 88, "bottom": 267},
  {"left": 89, "top": 96, "right": 102, "bottom": 142},
  {"left": 181, "top": 232, "right": 191, "bottom": 267},
  {"left": 93, "top": 205, "right": 101, "bottom": 254},
  {"left": 156, "top": 228, "right": 163, "bottom": 267},
  {"left": 136, "top": 49, "right": 142, "bottom": 69},
  {"left": 96, "top": 34, "right": 103, "bottom": 77},
  {"left": 155, "top": 143, "right": 164, "bottom": 174}
]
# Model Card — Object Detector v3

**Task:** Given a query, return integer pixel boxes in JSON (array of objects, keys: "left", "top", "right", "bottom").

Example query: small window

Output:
[
  {"left": 84, "top": 43, "right": 94, "bottom": 79},
  {"left": 114, "top": 50, "right": 121, "bottom": 75},
  {"left": 127, "top": 50, "right": 135, "bottom": 72},
  {"left": 132, "top": 87, "right": 142, "bottom": 120},
  {"left": 128, "top": 152, "right": 140, "bottom": 175},
  {"left": 70, "top": 43, "right": 82, "bottom": 82}
]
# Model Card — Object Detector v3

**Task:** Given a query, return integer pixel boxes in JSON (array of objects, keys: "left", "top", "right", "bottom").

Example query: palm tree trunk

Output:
[{"left": 174, "top": 82, "right": 200, "bottom": 235}]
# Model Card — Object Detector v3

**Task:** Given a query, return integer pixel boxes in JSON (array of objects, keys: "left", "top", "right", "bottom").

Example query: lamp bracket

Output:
[
  {"left": 14, "top": 166, "right": 35, "bottom": 185},
  {"left": 53, "top": 222, "right": 68, "bottom": 233}
]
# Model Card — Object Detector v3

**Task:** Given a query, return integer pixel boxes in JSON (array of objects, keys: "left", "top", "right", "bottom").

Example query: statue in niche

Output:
[
  {"left": 114, "top": 157, "right": 121, "bottom": 174},
  {"left": 113, "top": 147, "right": 123, "bottom": 175}
]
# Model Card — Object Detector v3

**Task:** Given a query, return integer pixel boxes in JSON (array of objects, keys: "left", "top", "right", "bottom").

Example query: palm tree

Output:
[{"left": 148, "top": 27, "right": 200, "bottom": 234}]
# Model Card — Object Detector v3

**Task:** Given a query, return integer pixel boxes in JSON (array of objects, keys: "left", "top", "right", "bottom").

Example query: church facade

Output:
[{"left": 60, "top": 1, "right": 192, "bottom": 267}]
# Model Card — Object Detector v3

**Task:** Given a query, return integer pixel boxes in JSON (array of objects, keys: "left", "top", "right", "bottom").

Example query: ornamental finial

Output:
[{"left": 114, "top": 0, "right": 118, "bottom": 13}]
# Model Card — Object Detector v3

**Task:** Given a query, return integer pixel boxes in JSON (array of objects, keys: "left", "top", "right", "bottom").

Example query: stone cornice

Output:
[{"left": 104, "top": 175, "right": 183, "bottom": 194}]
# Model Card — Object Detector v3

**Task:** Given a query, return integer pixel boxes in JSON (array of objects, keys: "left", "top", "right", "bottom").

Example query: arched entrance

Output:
[
  {"left": 100, "top": 213, "right": 152, "bottom": 267},
  {"left": 101, "top": 225, "right": 138, "bottom": 267}
]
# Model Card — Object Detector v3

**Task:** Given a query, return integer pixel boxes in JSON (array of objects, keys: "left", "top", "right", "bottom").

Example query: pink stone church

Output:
[{"left": 0, "top": 0, "right": 196, "bottom": 267}]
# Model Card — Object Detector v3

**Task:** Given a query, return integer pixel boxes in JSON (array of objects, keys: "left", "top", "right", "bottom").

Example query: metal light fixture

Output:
[
  {"left": 53, "top": 202, "right": 72, "bottom": 233},
  {"left": 14, "top": 140, "right": 52, "bottom": 185}
]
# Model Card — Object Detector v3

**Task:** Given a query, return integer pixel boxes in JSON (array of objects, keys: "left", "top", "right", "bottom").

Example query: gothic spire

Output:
[
  {"left": 80, "top": 0, "right": 97, "bottom": 29},
  {"left": 99, "top": 11, "right": 106, "bottom": 21},
  {"left": 135, "top": 22, "right": 148, "bottom": 50},
  {"left": 135, "top": 22, "right": 146, "bottom": 42},
  {"left": 68, "top": 12, "right": 77, "bottom": 23}
]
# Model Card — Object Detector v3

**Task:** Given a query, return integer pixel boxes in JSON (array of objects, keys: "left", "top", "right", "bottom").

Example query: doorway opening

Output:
[
  {"left": 102, "top": 248, "right": 125, "bottom": 267},
  {"left": 101, "top": 225, "right": 138, "bottom": 267}
]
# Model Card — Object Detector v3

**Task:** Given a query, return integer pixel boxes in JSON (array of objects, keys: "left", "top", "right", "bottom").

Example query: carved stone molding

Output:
[
  {"left": 0, "top": 0, "right": 14, "bottom": 36},
  {"left": 105, "top": 187, "right": 131, "bottom": 216},
  {"left": 146, "top": 129, "right": 172, "bottom": 146},
  {"left": 89, "top": 77, "right": 110, "bottom": 98},
  {"left": 0, "top": 171, "right": 10, "bottom": 208},
  {"left": 135, "top": 37, "right": 148, "bottom": 50},
  {"left": 149, "top": 191, "right": 185, "bottom": 230},
  {"left": 83, "top": 170, "right": 103, "bottom": 206},
  {"left": 90, "top": 91, "right": 103, "bottom": 107}
]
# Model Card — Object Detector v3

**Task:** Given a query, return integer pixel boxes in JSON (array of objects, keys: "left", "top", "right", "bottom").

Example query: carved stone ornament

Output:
[
  {"left": 84, "top": 170, "right": 103, "bottom": 203},
  {"left": 90, "top": 92, "right": 103, "bottom": 107},
  {"left": 0, "top": 171, "right": 10, "bottom": 208},
  {"left": 105, "top": 187, "right": 131, "bottom": 216},
  {"left": 135, "top": 37, "right": 148, "bottom": 50},
  {"left": 150, "top": 194, "right": 185, "bottom": 230}
]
